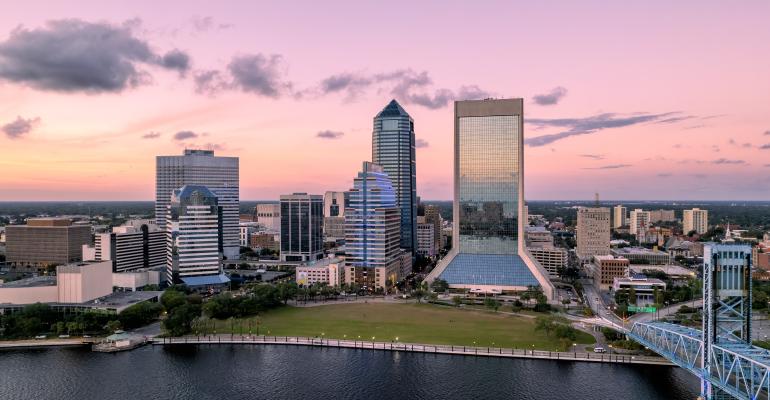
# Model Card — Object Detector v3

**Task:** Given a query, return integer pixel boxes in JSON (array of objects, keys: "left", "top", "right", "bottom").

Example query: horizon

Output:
[{"left": 1, "top": 1, "right": 769, "bottom": 201}]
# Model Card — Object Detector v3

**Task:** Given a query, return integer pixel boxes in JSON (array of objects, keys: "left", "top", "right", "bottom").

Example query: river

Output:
[{"left": 0, "top": 344, "right": 700, "bottom": 399}]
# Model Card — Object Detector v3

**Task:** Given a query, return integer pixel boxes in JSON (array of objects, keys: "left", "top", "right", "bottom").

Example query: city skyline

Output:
[{"left": 1, "top": 1, "right": 770, "bottom": 201}]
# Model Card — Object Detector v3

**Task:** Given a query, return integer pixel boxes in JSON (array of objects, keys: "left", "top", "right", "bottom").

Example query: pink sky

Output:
[{"left": 1, "top": 1, "right": 769, "bottom": 201}]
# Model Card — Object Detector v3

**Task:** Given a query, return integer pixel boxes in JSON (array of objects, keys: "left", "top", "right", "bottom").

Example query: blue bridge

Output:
[{"left": 621, "top": 244, "right": 763, "bottom": 400}]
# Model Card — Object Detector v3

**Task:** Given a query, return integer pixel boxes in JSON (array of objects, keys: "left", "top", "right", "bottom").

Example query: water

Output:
[{"left": 0, "top": 345, "right": 700, "bottom": 400}]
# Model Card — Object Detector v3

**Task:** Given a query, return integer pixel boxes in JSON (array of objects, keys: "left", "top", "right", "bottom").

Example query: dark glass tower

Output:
[{"left": 372, "top": 100, "right": 417, "bottom": 255}]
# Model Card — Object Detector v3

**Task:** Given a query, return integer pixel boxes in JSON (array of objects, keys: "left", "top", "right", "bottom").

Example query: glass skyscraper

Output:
[
  {"left": 280, "top": 193, "right": 324, "bottom": 262},
  {"left": 372, "top": 100, "right": 417, "bottom": 255},
  {"left": 166, "top": 185, "right": 227, "bottom": 285},
  {"left": 427, "top": 99, "right": 553, "bottom": 298},
  {"left": 345, "top": 162, "right": 410, "bottom": 289},
  {"left": 156, "top": 150, "right": 239, "bottom": 260}
]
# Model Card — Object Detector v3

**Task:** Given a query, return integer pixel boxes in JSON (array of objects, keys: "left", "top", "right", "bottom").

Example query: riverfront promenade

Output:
[{"left": 151, "top": 334, "right": 673, "bottom": 366}]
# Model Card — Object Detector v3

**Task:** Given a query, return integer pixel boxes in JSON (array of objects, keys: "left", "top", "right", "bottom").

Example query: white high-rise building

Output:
[
  {"left": 166, "top": 185, "right": 226, "bottom": 285},
  {"left": 156, "top": 150, "right": 239, "bottom": 260},
  {"left": 629, "top": 209, "right": 651, "bottom": 238},
  {"left": 323, "top": 191, "right": 348, "bottom": 243},
  {"left": 82, "top": 221, "right": 165, "bottom": 272},
  {"left": 576, "top": 207, "right": 611, "bottom": 260},
  {"left": 683, "top": 208, "right": 709, "bottom": 235},
  {"left": 613, "top": 205, "right": 627, "bottom": 228}
]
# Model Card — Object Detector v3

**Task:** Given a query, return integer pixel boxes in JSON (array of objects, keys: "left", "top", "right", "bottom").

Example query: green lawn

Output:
[{"left": 195, "top": 302, "right": 594, "bottom": 351}]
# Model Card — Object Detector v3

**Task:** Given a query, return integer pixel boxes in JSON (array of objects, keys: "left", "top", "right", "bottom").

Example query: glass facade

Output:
[
  {"left": 457, "top": 115, "right": 520, "bottom": 255},
  {"left": 280, "top": 194, "right": 324, "bottom": 262},
  {"left": 372, "top": 100, "right": 417, "bottom": 254}
]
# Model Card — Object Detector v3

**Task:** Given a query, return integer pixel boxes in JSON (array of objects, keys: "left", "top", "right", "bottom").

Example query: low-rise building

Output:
[
  {"left": 611, "top": 247, "right": 671, "bottom": 265},
  {"left": 295, "top": 257, "right": 344, "bottom": 287},
  {"left": 525, "top": 226, "right": 553, "bottom": 247},
  {"left": 590, "top": 255, "right": 630, "bottom": 291},
  {"left": 527, "top": 247, "right": 568, "bottom": 278},
  {"left": 612, "top": 275, "right": 666, "bottom": 306},
  {"left": 250, "top": 232, "right": 280, "bottom": 252},
  {"left": 6, "top": 218, "right": 92, "bottom": 272},
  {"left": 0, "top": 261, "right": 113, "bottom": 305}
]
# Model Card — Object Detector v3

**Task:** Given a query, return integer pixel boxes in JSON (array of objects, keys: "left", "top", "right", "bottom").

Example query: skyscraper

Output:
[
  {"left": 156, "top": 149, "right": 239, "bottom": 260},
  {"left": 372, "top": 100, "right": 417, "bottom": 254},
  {"left": 424, "top": 205, "right": 443, "bottom": 252},
  {"left": 576, "top": 207, "right": 611, "bottom": 260},
  {"left": 280, "top": 193, "right": 324, "bottom": 262},
  {"left": 426, "top": 98, "right": 553, "bottom": 298},
  {"left": 684, "top": 208, "right": 709, "bottom": 235},
  {"left": 166, "top": 185, "right": 227, "bottom": 285},
  {"left": 613, "top": 205, "right": 627, "bottom": 228},
  {"left": 345, "top": 162, "right": 410, "bottom": 289}
]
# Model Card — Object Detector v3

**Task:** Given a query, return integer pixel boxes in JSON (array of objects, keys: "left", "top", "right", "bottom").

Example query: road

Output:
[{"left": 630, "top": 299, "right": 703, "bottom": 324}]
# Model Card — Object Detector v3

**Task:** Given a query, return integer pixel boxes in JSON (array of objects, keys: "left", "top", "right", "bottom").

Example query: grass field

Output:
[{"left": 196, "top": 302, "right": 595, "bottom": 351}]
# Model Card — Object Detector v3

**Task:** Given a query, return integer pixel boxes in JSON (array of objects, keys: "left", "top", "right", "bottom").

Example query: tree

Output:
[
  {"left": 628, "top": 287, "right": 637, "bottom": 305},
  {"left": 163, "top": 303, "right": 201, "bottom": 336},
  {"left": 534, "top": 316, "right": 555, "bottom": 336},
  {"left": 161, "top": 290, "right": 187, "bottom": 312},
  {"left": 105, "top": 320, "right": 122, "bottom": 333},
  {"left": 430, "top": 279, "right": 449, "bottom": 293},
  {"left": 452, "top": 296, "right": 462, "bottom": 307},
  {"left": 276, "top": 282, "right": 298, "bottom": 304},
  {"left": 520, "top": 292, "right": 531, "bottom": 307},
  {"left": 119, "top": 302, "right": 163, "bottom": 330},
  {"left": 484, "top": 297, "right": 501, "bottom": 312}
]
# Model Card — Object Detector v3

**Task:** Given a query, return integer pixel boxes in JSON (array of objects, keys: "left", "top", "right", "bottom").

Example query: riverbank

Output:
[
  {"left": 151, "top": 334, "right": 672, "bottom": 366},
  {"left": 194, "top": 302, "right": 596, "bottom": 351},
  {"left": 0, "top": 338, "right": 90, "bottom": 349}
]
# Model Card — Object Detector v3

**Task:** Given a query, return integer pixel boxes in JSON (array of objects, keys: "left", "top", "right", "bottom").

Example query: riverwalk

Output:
[
  {"left": 0, "top": 338, "right": 91, "bottom": 349},
  {"left": 151, "top": 334, "right": 673, "bottom": 366}
]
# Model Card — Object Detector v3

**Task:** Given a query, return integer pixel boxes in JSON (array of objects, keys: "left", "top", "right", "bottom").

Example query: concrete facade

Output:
[{"left": 6, "top": 218, "right": 91, "bottom": 272}]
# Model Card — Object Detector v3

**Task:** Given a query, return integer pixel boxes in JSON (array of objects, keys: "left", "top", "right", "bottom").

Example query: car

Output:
[
  {"left": 34, "top": 335, "right": 46, "bottom": 340},
  {"left": 593, "top": 347, "right": 606, "bottom": 353},
  {"left": 58, "top": 335, "right": 70, "bottom": 339}
]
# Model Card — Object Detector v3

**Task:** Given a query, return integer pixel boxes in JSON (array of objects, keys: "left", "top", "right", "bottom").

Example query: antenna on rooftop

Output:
[{"left": 594, "top": 192, "right": 600, "bottom": 207}]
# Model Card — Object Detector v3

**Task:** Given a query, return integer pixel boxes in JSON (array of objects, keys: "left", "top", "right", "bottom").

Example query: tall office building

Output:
[
  {"left": 416, "top": 216, "right": 437, "bottom": 258},
  {"left": 6, "top": 218, "right": 91, "bottom": 272},
  {"left": 683, "top": 208, "right": 709, "bottom": 235},
  {"left": 426, "top": 98, "right": 553, "bottom": 298},
  {"left": 629, "top": 209, "right": 651, "bottom": 238},
  {"left": 156, "top": 149, "right": 239, "bottom": 260},
  {"left": 613, "top": 205, "right": 627, "bottom": 228},
  {"left": 280, "top": 193, "right": 324, "bottom": 262},
  {"left": 372, "top": 100, "right": 417, "bottom": 254},
  {"left": 166, "top": 185, "right": 227, "bottom": 285},
  {"left": 344, "top": 162, "right": 411, "bottom": 289},
  {"left": 323, "top": 191, "right": 348, "bottom": 243},
  {"left": 576, "top": 207, "right": 611, "bottom": 260}
]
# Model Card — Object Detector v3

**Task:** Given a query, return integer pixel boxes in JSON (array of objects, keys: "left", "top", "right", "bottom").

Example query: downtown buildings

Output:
[
  {"left": 280, "top": 193, "right": 324, "bottom": 262},
  {"left": 372, "top": 100, "right": 417, "bottom": 255},
  {"left": 629, "top": 209, "right": 651, "bottom": 239},
  {"left": 613, "top": 205, "right": 627, "bottom": 228},
  {"left": 82, "top": 219, "right": 166, "bottom": 273},
  {"left": 166, "top": 185, "right": 227, "bottom": 285},
  {"left": 683, "top": 208, "right": 709, "bottom": 235},
  {"left": 344, "top": 162, "right": 411, "bottom": 290},
  {"left": 576, "top": 207, "right": 611, "bottom": 260},
  {"left": 156, "top": 149, "right": 239, "bottom": 260},
  {"left": 426, "top": 98, "right": 553, "bottom": 298},
  {"left": 5, "top": 218, "right": 91, "bottom": 272}
]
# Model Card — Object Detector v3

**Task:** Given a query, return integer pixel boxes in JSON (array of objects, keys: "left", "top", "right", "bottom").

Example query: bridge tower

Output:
[{"left": 701, "top": 243, "right": 753, "bottom": 400}]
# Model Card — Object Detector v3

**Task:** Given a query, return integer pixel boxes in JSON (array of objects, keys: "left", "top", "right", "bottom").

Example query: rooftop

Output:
[
  {"left": 375, "top": 99, "right": 410, "bottom": 118},
  {"left": 180, "top": 274, "right": 231, "bottom": 287},
  {"left": 0, "top": 276, "right": 57, "bottom": 288},
  {"left": 612, "top": 247, "right": 668, "bottom": 255},
  {"left": 437, "top": 254, "right": 540, "bottom": 287}
]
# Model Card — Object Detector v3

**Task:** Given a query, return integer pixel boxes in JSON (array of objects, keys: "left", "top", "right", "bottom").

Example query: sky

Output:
[{"left": 0, "top": 1, "right": 769, "bottom": 201}]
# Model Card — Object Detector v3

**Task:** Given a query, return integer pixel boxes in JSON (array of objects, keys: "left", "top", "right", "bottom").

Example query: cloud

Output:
[
  {"left": 160, "top": 49, "right": 191, "bottom": 76},
  {"left": 579, "top": 154, "right": 604, "bottom": 160},
  {"left": 532, "top": 86, "right": 567, "bottom": 106},
  {"left": 142, "top": 131, "right": 161, "bottom": 139},
  {"left": 0, "top": 19, "right": 191, "bottom": 93},
  {"left": 316, "top": 130, "right": 344, "bottom": 139},
  {"left": 228, "top": 54, "right": 291, "bottom": 97},
  {"left": 711, "top": 158, "right": 745, "bottom": 165},
  {"left": 657, "top": 173, "right": 673, "bottom": 177},
  {"left": 765, "top": 130, "right": 770, "bottom": 135},
  {"left": 173, "top": 130, "right": 198, "bottom": 140},
  {"left": 525, "top": 112, "right": 685, "bottom": 147},
  {"left": 693, "top": 173, "right": 708, "bottom": 179},
  {"left": 582, "top": 164, "right": 632, "bottom": 170},
  {"left": 2, "top": 116, "right": 40, "bottom": 139},
  {"left": 415, "top": 139, "right": 429, "bottom": 148},
  {"left": 765, "top": 164, "right": 770, "bottom": 168},
  {"left": 760, "top": 143, "right": 770, "bottom": 150},
  {"left": 191, "top": 16, "right": 233, "bottom": 32},
  {"left": 316, "top": 69, "right": 491, "bottom": 109},
  {"left": 193, "top": 69, "right": 229, "bottom": 95}
]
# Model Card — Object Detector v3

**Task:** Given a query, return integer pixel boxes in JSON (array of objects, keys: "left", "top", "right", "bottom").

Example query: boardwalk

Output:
[{"left": 152, "top": 334, "right": 672, "bottom": 366}]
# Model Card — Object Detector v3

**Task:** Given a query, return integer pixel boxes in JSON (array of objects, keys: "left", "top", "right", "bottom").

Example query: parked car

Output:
[
  {"left": 58, "top": 335, "right": 70, "bottom": 339},
  {"left": 34, "top": 335, "right": 46, "bottom": 340},
  {"left": 593, "top": 347, "right": 606, "bottom": 353}
]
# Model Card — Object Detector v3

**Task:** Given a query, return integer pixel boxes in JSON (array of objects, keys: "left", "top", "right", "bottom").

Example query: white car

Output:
[{"left": 593, "top": 347, "right": 606, "bottom": 353}]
